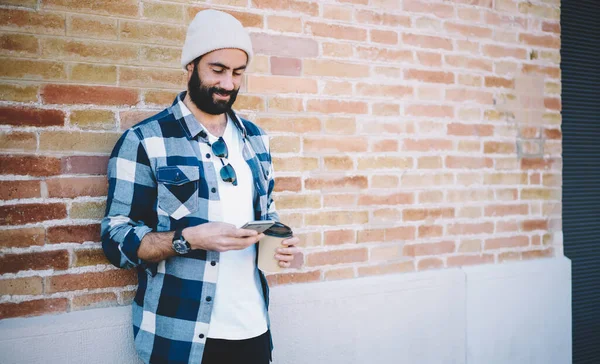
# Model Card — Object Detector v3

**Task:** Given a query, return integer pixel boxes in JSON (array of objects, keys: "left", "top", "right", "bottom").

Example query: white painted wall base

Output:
[{"left": 0, "top": 257, "right": 571, "bottom": 364}]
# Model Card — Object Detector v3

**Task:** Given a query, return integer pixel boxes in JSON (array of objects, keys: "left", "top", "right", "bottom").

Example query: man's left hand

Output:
[{"left": 275, "top": 236, "right": 300, "bottom": 268}]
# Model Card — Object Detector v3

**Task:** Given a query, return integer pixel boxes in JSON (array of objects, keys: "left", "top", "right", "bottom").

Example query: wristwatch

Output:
[{"left": 172, "top": 228, "right": 191, "bottom": 255}]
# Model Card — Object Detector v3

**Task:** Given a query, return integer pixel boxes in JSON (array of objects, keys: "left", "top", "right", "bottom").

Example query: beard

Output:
[{"left": 187, "top": 65, "right": 239, "bottom": 115}]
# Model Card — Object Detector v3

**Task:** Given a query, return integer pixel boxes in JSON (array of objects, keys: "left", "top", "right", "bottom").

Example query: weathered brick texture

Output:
[{"left": 0, "top": 0, "right": 562, "bottom": 318}]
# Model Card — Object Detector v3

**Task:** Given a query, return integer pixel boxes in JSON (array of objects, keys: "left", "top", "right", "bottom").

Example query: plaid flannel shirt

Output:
[{"left": 101, "top": 92, "right": 278, "bottom": 364}]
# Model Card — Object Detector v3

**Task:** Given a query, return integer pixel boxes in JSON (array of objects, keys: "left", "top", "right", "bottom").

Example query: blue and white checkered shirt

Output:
[{"left": 101, "top": 92, "right": 278, "bottom": 364}]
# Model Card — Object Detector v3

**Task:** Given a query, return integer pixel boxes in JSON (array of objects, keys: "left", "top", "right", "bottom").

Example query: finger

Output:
[
  {"left": 234, "top": 228, "right": 259, "bottom": 238},
  {"left": 275, "top": 254, "right": 294, "bottom": 262},
  {"left": 278, "top": 261, "right": 291, "bottom": 268},
  {"left": 276, "top": 247, "right": 300, "bottom": 255},
  {"left": 281, "top": 237, "right": 300, "bottom": 246}
]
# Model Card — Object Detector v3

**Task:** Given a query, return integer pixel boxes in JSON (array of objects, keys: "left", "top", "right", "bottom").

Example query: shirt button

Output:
[
  {"left": 210, "top": 261, "right": 216, "bottom": 266},
  {"left": 199, "top": 334, "right": 204, "bottom": 339},
  {"left": 205, "top": 153, "right": 210, "bottom": 158},
  {"left": 206, "top": 296, "right": 212, "bottom": 302},
  {"left": 211, "top": 187, "right": 216, "bottom": 193}
]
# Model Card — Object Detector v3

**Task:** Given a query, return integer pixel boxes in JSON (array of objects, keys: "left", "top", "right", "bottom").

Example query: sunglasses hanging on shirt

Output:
[{"left": 210, "top": 137, "right": 238, "bottom": 186}]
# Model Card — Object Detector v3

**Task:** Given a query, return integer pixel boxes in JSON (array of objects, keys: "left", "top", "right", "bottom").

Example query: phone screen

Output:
[{"left": 241, "top": 221, "right": 275, "bottom": 234}]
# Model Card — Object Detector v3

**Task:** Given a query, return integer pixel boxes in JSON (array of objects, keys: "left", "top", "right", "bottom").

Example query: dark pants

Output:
[{"left": 201, "top": 330, "right": 271, "bottom": 364}]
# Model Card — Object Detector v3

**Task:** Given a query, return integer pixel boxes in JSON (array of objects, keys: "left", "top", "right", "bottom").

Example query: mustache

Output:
[{"left": 211, "top": 87, "right": 234, "bottom": 96}]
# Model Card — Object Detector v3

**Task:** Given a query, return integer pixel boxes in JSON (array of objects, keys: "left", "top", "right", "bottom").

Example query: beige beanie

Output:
[{"left": 181, "top": 9, "right": 253, "bottom": 69}]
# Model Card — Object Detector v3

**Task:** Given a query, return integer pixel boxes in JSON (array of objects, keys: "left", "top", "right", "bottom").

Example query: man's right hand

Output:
[{"left": 183, "top": 222, "right": 264, "bottom": 252}]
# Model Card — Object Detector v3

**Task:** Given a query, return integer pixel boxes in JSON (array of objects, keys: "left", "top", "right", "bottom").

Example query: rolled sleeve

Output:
[{"left": 102, "top": 129, "right": 157, "bottom": 270}]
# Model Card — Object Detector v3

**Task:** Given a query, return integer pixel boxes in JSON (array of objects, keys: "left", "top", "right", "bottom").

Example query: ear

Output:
[{"left": 186, "top": 62, "right": 194, "bottom": 81}]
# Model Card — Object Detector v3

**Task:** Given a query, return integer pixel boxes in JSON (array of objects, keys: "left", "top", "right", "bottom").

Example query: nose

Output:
[{"left": 220, "top": 74, "right": 235, "bottom": 91}]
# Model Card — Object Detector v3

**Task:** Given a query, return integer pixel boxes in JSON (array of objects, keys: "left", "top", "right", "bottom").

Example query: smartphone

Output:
[{"left": 240, "top": 220, "right": 275, "bottom": 234}]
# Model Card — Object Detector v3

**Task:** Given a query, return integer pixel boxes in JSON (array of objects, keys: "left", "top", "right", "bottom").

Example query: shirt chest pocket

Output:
[{"left": 156, "top": 165, "right": 200, "bottom": 220}]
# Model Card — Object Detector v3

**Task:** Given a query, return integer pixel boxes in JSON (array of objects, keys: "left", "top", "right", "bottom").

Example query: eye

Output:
[{"left": 212, "top": 68, "right": 224, "bottom": 74}]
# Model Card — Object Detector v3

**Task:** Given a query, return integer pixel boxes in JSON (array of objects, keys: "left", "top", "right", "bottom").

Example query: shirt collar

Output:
[{"left": 172, "top": 91, "right": 248, "bottom": 142}]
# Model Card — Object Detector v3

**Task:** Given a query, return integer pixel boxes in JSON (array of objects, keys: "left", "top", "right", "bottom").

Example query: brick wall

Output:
[{"left": 0, "top": 0, "right": 561, "bottom": 319}]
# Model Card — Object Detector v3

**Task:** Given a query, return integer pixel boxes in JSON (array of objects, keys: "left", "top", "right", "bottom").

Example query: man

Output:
[{"left": 101, "top": 9, "right": 299, "bottom": 364}]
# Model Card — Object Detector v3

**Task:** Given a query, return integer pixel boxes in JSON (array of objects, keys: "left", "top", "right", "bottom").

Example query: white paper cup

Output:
[{"left": 257, "top": 222, "right": 293, "bottom": 273}]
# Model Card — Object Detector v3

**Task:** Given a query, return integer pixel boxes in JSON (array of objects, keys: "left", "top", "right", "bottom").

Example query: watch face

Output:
[{"left": 173, "top": 239, "right": 189, "bottom": 254}]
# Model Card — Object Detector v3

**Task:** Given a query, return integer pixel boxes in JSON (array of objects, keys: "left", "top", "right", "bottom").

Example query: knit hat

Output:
[{"left": 181, "top": 9, "right": 253, "bottom": 69}]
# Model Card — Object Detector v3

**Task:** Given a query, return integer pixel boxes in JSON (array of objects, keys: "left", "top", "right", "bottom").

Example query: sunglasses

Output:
[{"left": 211, "top": 137, "right": 237, "bottom": 186}]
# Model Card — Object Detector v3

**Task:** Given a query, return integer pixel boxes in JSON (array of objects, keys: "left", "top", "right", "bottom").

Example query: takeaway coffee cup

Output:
[{"left": 258, "top": 222, "right": 293, "bottom": 273}]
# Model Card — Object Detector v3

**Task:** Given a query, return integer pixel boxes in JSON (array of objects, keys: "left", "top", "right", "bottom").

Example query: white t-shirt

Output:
[{"left": 204, "top": 116, "right": 268, "bottom": 340}]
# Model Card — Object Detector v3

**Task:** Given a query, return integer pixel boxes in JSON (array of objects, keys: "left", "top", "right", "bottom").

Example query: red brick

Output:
[
  {"left": 370, "top": 29, "right": 398, "bottom": 44},
  {"left": 418, "top": 225, "right": 444, "bottom": 238},
  {"left": 403, "top": 208, "right": 454, "bottom": 221},
  {"left": 270, "top": 57, "right": 301, "bottom": 76},
  {"left": 403, "top": 0, "right": 455, "bottom": 18},
  {"left": 402, "top": 33, "right": 453, "bottom": 50},
  {"left": 307, "top": 100, "right": 368, "bottom": 114},
  {"left": 305, "top": 21, "right": 367, "bottom": 41},
  {"left": 485, "top": 236, "right": 529, "bottom": 250},
  {"left": 445, "top": 22, "right": 492, "bottom": 38},
  {"left": 305, "top": 211, "right": 368, "bottom": 226},
  {"left": 447, "top": 89, "right": 494, "bottom": 104},
  {"left": 446, "top": 55, "right": 494, "bottom": 72},
  {"left": 268, "top": 270, "right": 321, "bottom": 286},
  {"left": 357, "top": 261, "right": 414, "bottom": 277},
  {"left": 522, "top": 248, "right": 554, "bottom": 260},
  {"left": 418, "top": 257, "right": 444, "bottom": 270},
  {"left": 0, "top": 250, "right": 69, "bottom": 274},
  {"left": 44, "top": 0, "right": 139, "bottom": 17},
  {"left": 357, "top": 229, "right": 385, "bottom": 243},
  {"left": 405, "top": 69, "right": 455, "bottom": 84},
  {"left": 446, "top": 156, "right": 493, "bottom": 169},
  {"left": 405, "top": 104, "right": 454, "bottom": 118},
  {"left": 324, "top": 267, "right": 355, "bottom": 281},
  {"left": 447, "top": 123, "right": 494, "bottom": 136},
  {"left": 119, "top": 110, "right": 158, "bottom": 130},
  {"left": 485, "top": 76, "right": 515, "bottom": 88},
  {"left": 447, "top": 254, "right": 494, "bottom": 267},
  {"left": 46, "top": 176, "right": 108, "bottom": 198},
  {"left": 247, "top": 75, "right": 317, "bottom": 94},
  {"left": 483, "top": 45, "right": 527, "bottom": 59},
  {"left": 0, "top": 180, "right": 41, "bottom": 200},
  {"left": 448, "top": 222, "right": 494, "bottom": 235},
  {"left": 544, "top": 97, "right": 561, "bottom": 111},
  {"left": 521, "top": 158, "right": 558, "bottom": 170},
  {"left": 356, "top": 83, "right": 413, "bottom": 98},
  {"left": 72, "top": 292, "right": 117, "bottom": 310},
  {"left": 251, "top": 0, "right": 318, "bottom": 16},
  {"left": 403, "top": 241, "right": 455, "bottom": 256},
  {"left": 416, "top": 51, "right": 442, "bottom": 67},
  {"left": 273, "top": 177, "right": 302, "bottom": 192},
  {"left": 358, "top": 193, "right": 413, "bottom": 206},
  {"left": 0, "top": 106, "right": 65, "bottom": 127},
  {"left": 0, "top": 276, "right": 43, "bottom": 295},
  {"left": 385, "top": 227, "right": 416, "bottom": 241},
  {"left": 355, "top": 9, "right": 411, "bottom": 27},
  {"left": 0, "top": 227, "right": 45, "bottom": 248},
  {"left": 61, "top": 156, "right": 109, "bottom": 175},
  {"left": 544, "top": 128, "right": 562, "bottom": 140},
  {"left": 46, "top": 269, "right": 137, "bottom": 293},
  {"left": 519, "top": 33, "right": 560, "bottom": 48},
  {"left": 521, "top": 219, "right": 548, "bottom": 232},
  {"left": 324, "top": 230, "right": 356, "bottom": 246},
  {"left": 306, "top": 248, "right": 367, "bottom": 267},
  {"left": 0, "top": 203, "right": 66, "bottom": 225},
  {"left": 356, "top": 46, "right": 413, "bottom": 63},
  {"left": 47, "top": 224, "right": 101, "bottom": 244},
  {"left": 403, "top": 138, "right": 453, "bottom": 151},
  {"left": 1, "top": 30, "right": 37, "bottom": 54},
  {"left": 251, "top": 33, "right": 318, "bottom": 58},
  {"left": 0, "top": 298, "right": 68, "bottom": 319},
  {"left": 305, "top": 176, "right": 368, "bottom": 190},
  {"left": 522, "top": 64, "right": 560, "bottom": 78},
  {"left": 42, "top": 84, "right": 138, "bottom": 106},
  {"left": 485, "top": 204, "right": 528, "bottom": 216},
  {"left": 0, "top": 8, "right": 65, "bottom": 34},
  {"left": 542, "top": 22, "right": 560, "bottom": 33},
  {"left": 484, "top": 141, "right": 516, "bottom": 154}
]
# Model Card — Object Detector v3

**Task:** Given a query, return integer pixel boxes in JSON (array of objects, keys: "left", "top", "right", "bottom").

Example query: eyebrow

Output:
[{"left": 208, "top": 62, "right": 247, "bottom": 71}]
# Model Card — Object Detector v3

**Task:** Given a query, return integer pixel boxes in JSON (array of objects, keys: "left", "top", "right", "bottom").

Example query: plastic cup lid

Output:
[{"left": 264, "top": 222, "right": 293, "bottom": 238}]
